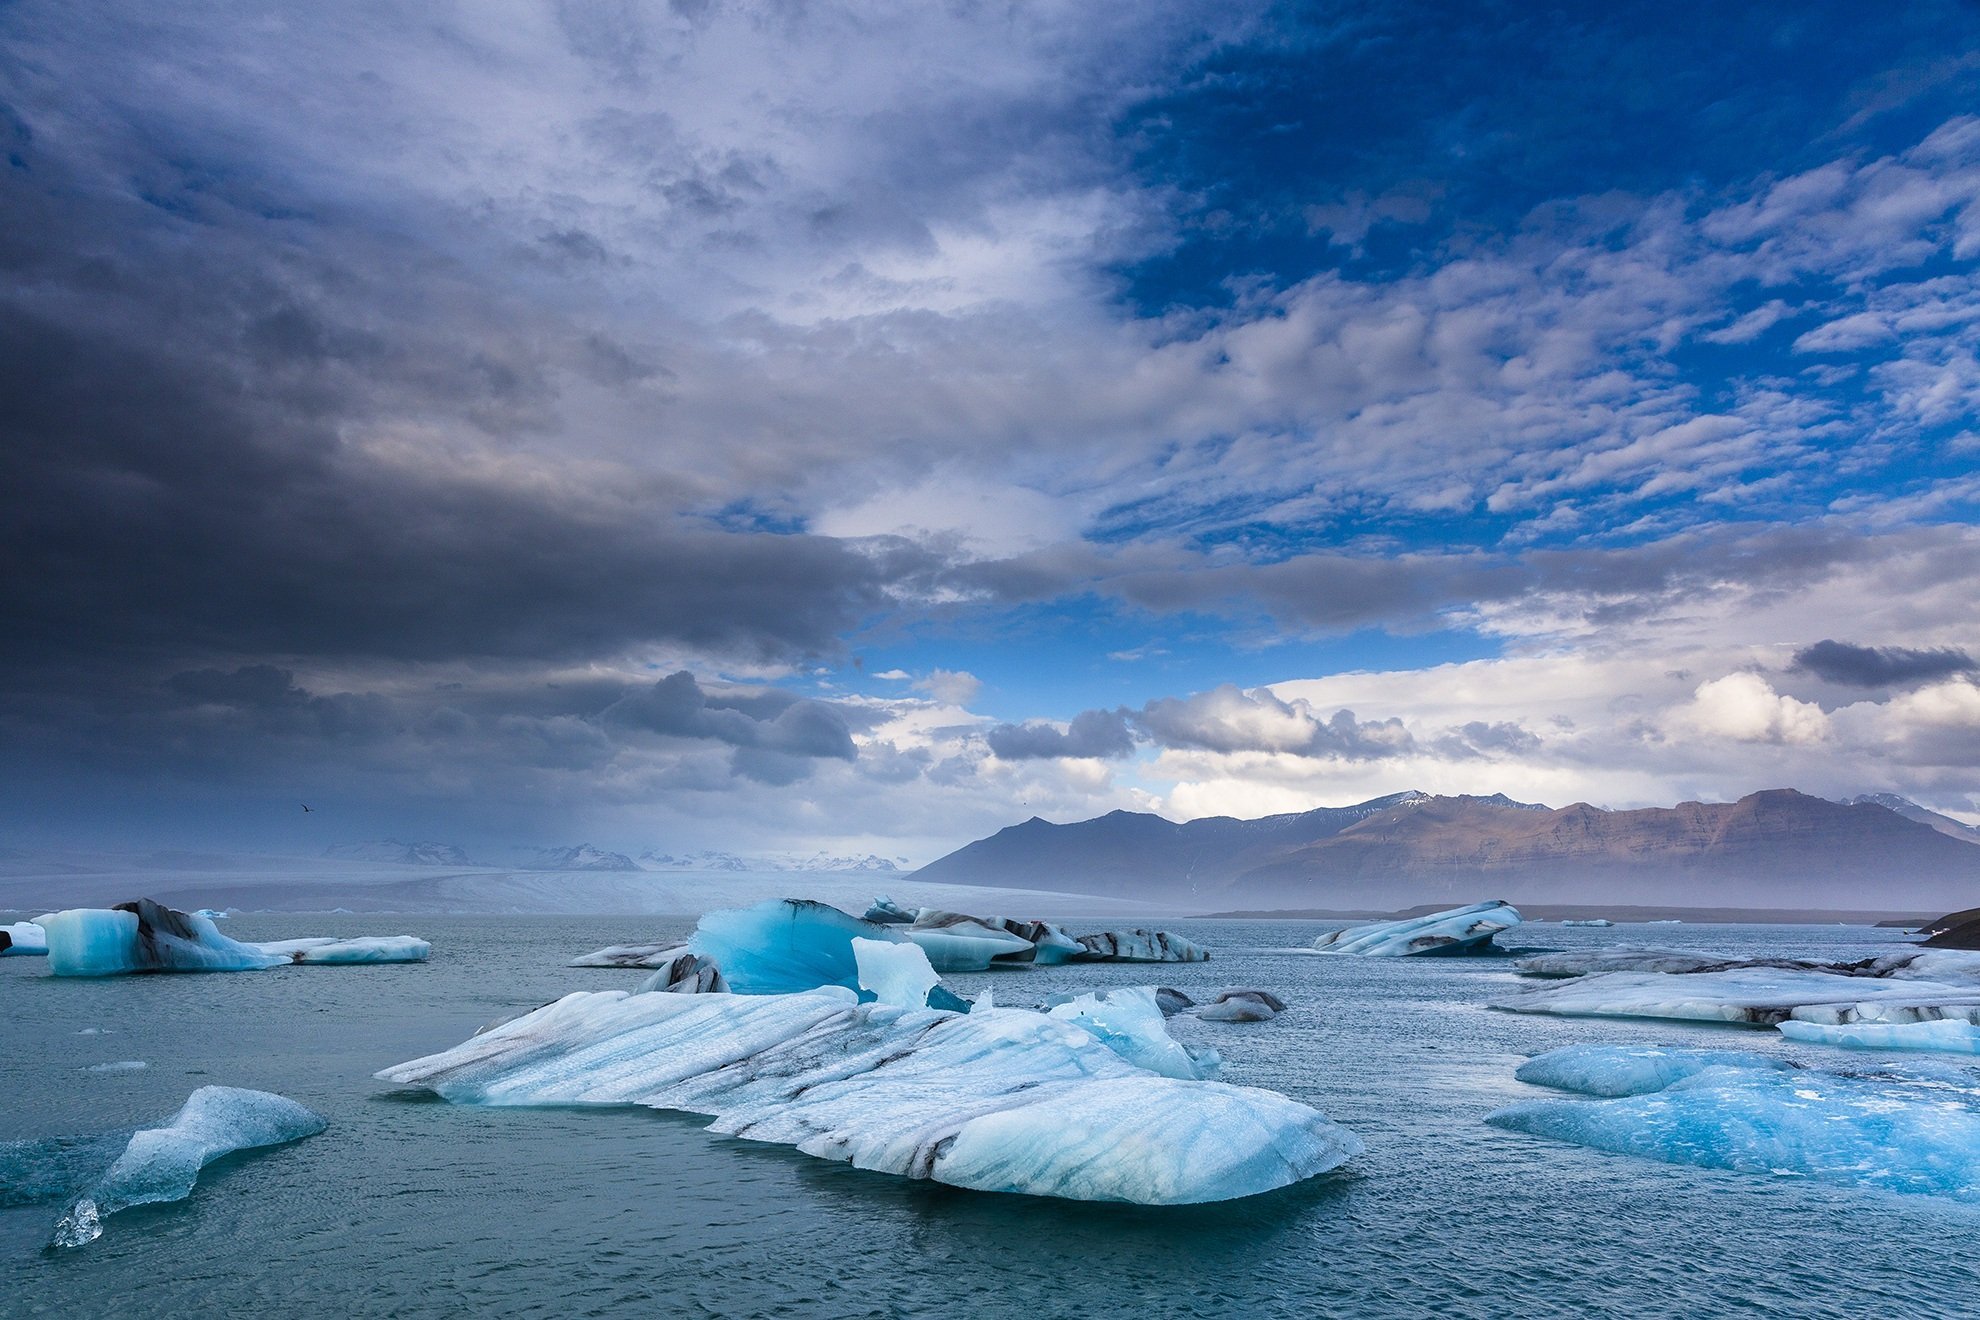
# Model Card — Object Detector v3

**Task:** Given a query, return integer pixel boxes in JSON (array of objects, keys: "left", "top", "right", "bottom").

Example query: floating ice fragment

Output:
[
  {"left": 632, "top": 948, "right": 728, "bottom": 995},
  {"left": 571, "top": 942, "right": 684, "bottom": 969},
  {"left": 1514, "top": 1044, "right": 1793, "bottom": 1097},
  {"left": 2, "top": 921, "right": 47, "bottom": 956},
  {"left": 1777, "top": 1018, "right": 1980, "bottom": 1054},
  {"left": 378, "top": 990, "right": 1353, "bottom": 1204},
  {"left": 251, "top": 936, "right": 430, "bottom": 964},
  {"left": 43, "top": 902, "right": 285, "bottom": 976},
  {"left": 1312, "top": 901, "right": 1522, "bottom": 957},
  {"left": 48, "top": 1087, "right": 325, "bottom": 1248},
  {"left": 1192, "top": 989, "right": 1285, "bottom": 1023},
  {"left": 84, "top": 1061, "right": 148, "bottom": 1075},
  {"left": 862, "top": 895, "right": 917, "bottom": 924},
  {"left": 1558, "top": 919, "right": 1614, "bottom": 927}
]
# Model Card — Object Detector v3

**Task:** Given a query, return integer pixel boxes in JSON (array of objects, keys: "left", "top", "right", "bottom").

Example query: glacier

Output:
[
  {"left": 49, "top": 1086, "right": 326, "bottom": 1248},
  {"left": 1776, "top": 1019, "right": 1980, "bottom": 1054},
  {"left": 1042, "top": 987, "right": 1220, "bottom": 1080},
  {"left": 1514, "top": 1044, "right": 1793, "bottom": 1097},
  {"left": 40, "top": 899, "right": 431, "bottom": 976},
  {"left": 377, "top": 988, "right": 1358, "bottom": 1204},
  {"left": 1312, "top": 900, "right": 1522, "bottom": 957},
  {"left": 2, "top": 920, "right": 46, "bottom": 956},
  {"left": 1488, "top": 1053, "right": 1980, "bottom": 1204}
]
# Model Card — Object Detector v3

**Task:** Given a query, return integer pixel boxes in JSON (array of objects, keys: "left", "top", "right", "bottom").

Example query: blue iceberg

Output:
[
  {"left": 43, "top": 901, "right": 285, "bottom": 976},
  {"left": 1777, "top": 1019, "right": 1980, "bottom": 1055},
  {"left": 1312, "top": 900, "right": 1522, "bottom": 956},
  {"left": 377, "top": 988, "right": 1358, "bottom": 1205},
  {"left": 1488, "top": 1055, "right": 1980, "bottom": 1204},
  {"left": 1514, "top": 1044, "right": 1793, "bottom": 1097},
  {"left": 689, "top": 899, "right": 970, "bottom": 1011},
  {"left": 49, "top": 1086, "right": 326, "bottom": 1248}
]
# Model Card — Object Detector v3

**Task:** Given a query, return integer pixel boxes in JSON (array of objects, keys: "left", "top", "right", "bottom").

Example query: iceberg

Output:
[
  {"left": 1488, "top": 1056, "right": 1980, "bottom": 1204},
  {"left": 378, "top": 988, "right": 1356, "bottom": 1204},
  {"left": 250, "top": 936, "right": 430, "bottom": 964},
  {"left": 1312, "top": 900, "right": 1522, "bottom": 956},
  {"left": 861, "top": 895, "right": 917, "bottom": 925},
  {"left": 43, "top": 901, "right": 285, "bottom": 976},
  {"left": 1776, "top": 1018, "right": 1980, "bottom": 1055},
  {"left": 49, "top": 1086, "right": 325, "bottom": 1248},
  {"left": 2, "top": 920, "right": 47, "bottom": 956},
  {"left": 1192, "top": 989, "right": 1286, "bottom": 1023},
  {"left": 1514, "top": 947, "right": 1738, "bottom": 978},
  {"left": 1514, "top": 1044, "right": 1793, "bottom": 1097},
  {"left": 1043, "top": 987, "right": 1220, "bottom": 1079},
  {"left": 633, "top": 948, "right": 729, "bottom": 995},
  {"left": 570, "top": 942, "right": 685, "bottom": 969},
  {"left": 901, "top": 910, "right": 1037, "bottom": 971},
  {"left": 687, "top": 899, "right": 970, "bottom": 1012},
  {"left": 851, "top": 938, "right": 941, "bottom": 1009},
  {"left": 1075, "top": 929, "right": 1209, "bottom": 963},
  {"left": 1559, "top": 919, "right": 1614, "bottom": 927},
  {"left": 1155, "top": 987, "right": 1195, "bottom": 1017},
  {"left": 996, "top": 918, "right": 1084, "bottom": 965}
]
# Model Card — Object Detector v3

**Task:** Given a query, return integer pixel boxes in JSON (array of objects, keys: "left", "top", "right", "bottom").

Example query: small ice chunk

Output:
[
  {"left": 1045, "top": 987, "right": 1220, "bottom": 1080},
  {"left": 861, "top": 895, "right": 918, "bottom": 924},
  {"left": 48, "top": 1087, "right": 325, "bottom": 1248},
  {"left": 1154, "top": 987, "right": 1195, "bottom": 1017},
  {"left": 852, "top": 938, "right": 941, "bottom": 1009},
  {"left": 1515, "top": 1044, "right": 1792, "bottom": 1097},
  {"left": 1559, "top": 919, "right": 1614, "bottom": 927},
  {"left": 1313, "top": 900, "right": 1521, "bottom": 957},
  {"left": 84, "top": 1061, "right": 148, "bottom": 1074},
  {"left": 1777, "top": 1018, "right": 1980, "bottom": 1055},
  {"left": 2, "top": 921, "right": 47, "bottom": 956},
  {"left": 1193, "top": 989, "right": 1285, "bottom": 1023}
]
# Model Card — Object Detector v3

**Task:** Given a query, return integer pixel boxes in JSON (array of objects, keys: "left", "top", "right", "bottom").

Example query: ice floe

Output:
[
  {"left": 39, "top": 899, "right": 430, "bottom": 976},
  {"left": 48, "top": 1086, "right": 325, "bottom": 1248},
  {"left": 1, "top": 920, "right": 46, "bottom": 956},
  {"left": 1488, "top": 1047, "right": 1980, "bottom": 1204},
  {"left": 1312, "top": 900, "right": 1522, "bottom": 956},
  {"left": 378, "top": 988, "right": 1356, "bottom": 1204},
  {"left": 1776, "top": 1019, "right": 1980, "bottom": 1054}
]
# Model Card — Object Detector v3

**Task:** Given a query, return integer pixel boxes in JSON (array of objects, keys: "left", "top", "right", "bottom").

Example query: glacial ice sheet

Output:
[
  {"left": 1, "top": 920, "right": 46, "bottom": 956},
  {"left": 1488, "top": 1061, "right": 1980, "bottom": 1204},
  {"left": 1043, "top": 987, "right": 1220, "bottom": 1080},
  {"left": 1515, "top": 1044, "right": 1793, "bottom": 1097},
  {"left": 49, "top": 1086, "right": 325, "bottom": 1248},
  {"left": 902, "top": 911, "right": 1036, "bottom": 971},
  {"left": 251, "top": 936, "right": 430, "bottom": 964},
  {"left": 43, "top": 902, "right": 285, "bottom": 976},
  {"left": 377, "top": 989, "right": 1358, "bottom": 1204},
  {"left": 852, "top": 938, "right": 941, "bottom": 1009},
  {"left": 1497, "top": 966, "right": 1980, "bottom": 1026},
  {"left": 1312, "top": 900, "right": 1522, "bottom": 957},
  {"left": 1777, "top": 1019, "right": 1980, "bottom": 1055}
]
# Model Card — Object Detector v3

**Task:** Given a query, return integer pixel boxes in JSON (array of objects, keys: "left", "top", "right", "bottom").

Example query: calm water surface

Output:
[{"left": 2, "top": 915, "right": 1973, "bottom": 1318}]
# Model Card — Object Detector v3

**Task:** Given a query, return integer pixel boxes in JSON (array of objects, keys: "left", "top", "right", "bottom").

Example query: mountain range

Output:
[{"left": 912, "top": 789, "right": 1980, "bottom": 913}]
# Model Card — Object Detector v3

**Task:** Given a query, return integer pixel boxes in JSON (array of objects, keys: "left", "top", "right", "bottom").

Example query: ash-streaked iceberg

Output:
[
  {"left": 1514, "top": 1044, "right": 1794, "bottom": 1097},
  {"left": 378, "top": 988, "right": 1357, "bottom": 1205},
  {"left": 1192, "top": 989, "right": 1286, "bottom": 1023},
  {"left": 2, "top": 920, "right": 47, "bottom": 956},
  {"left": 571, "top": 942, "right": 685, "bottom": 969},
  {"left": 900, "top": 910, "right": 1036, "bottom": 971},
  {"left": 250, "top": 936, "right": 430, "bottom": 964},
  {"left": 1513, "top": 948, "right": 1734, "bottom": 977},
  {"left": 1777, "top": 1018, "right": 1980, "bottom": 1054},
  {"left": 1488, "top": 1053, "right": 1980, "bottom": 1204},
  {"left": 1312, "top": 900, "right": 1522, "bottom": 957},
  {"left": 1075, "top": 929, "right": 1209, "bottom": 963},
  {"left": 49, "top": 1086, "right": 325, "bottom": 1248},
  {"left": 1042, "top": 987, "right": 1220, "bottom": 1079},
  {"left": 43, "top": 901, "right": 286, "bottom": 976},
  {"left": 633, "top": 948, "right": 729, "bottom": 995}
]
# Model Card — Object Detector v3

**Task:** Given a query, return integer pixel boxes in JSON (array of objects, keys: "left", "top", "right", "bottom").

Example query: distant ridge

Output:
[
  {"left": 913, "top": 788, "right": 1980, "bottom": 912},
  {"left": 1838, "top": 793, "right": 1980, "bottom": 845},
  {"left": 324, "top": 840, "right": 475, "bottom": 866}
]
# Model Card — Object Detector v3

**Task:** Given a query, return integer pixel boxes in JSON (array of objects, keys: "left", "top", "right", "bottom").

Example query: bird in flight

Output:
[{"left": 301, "top": 803, "right": 313, "bottom": 813}]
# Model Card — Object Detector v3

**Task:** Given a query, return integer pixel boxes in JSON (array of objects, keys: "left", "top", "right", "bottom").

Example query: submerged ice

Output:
[
  {"left": 49, "top": 1086, "right": 325, "bottom": 1248},
  {"left": 1489, "top": 1045, "right": 1980, "bottom": 1204},
  {"left": 379, "top": 989, "right": 1357, "bottom": 1205},
  {"left": 1313, "top": 901, "right": 1522, "bottom": 957}
]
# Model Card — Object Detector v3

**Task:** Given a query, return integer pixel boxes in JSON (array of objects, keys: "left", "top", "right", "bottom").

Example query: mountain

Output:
[
  {"left": 324, "top": 840, "right": 475, "bottom": 866},
  {"left": 913, "top": 789, "right": 1980, "bottom": 912},
  {"left": 521, "top": 844, "right": 639, "bottom": 872},
  {"left": 1838, "top": 793, "right": 1980, "bottom": 845}
]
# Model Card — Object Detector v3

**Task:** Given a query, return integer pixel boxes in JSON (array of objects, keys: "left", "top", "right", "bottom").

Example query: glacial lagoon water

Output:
[{"left": 5, "top": 915, "right": 1979, "bottom": 1318}]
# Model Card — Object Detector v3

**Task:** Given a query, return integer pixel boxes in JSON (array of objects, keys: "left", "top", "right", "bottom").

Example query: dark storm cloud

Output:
[
  {"left": 603, "top": 671, "right": 857, "bottom": 760},
  {"left": 1790, "top": 639, "right": 1977, "bottom": 687},
  {"left": 985, "top": 708, "right": 1136, "bottom": 760}
]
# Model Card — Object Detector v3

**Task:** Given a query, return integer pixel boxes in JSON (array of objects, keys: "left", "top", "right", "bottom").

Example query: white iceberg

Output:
[
  {"left": 1558, "top": 919, "right": 1614, "bottom": 927},
  {"left": 1043, "top": 987, "right": 1220, "bottom": 1080},
  {"left": 250, "top": 935, "right": 430, "bottom": 964},
  {"left": 901, "top": 910, "right": 1036, "bottom": 971},
  {"left": 1312, "top": 900, "right": 1522, "bottom": 957},
  {"left": 1, "top": 920, "right": 47, "bottom": 956},
  {"left": 1776, "top": 1018, "right": 1980, "bottom": 1054},
  {"left": 49, "top": 1086, "right": 325, "bottom": 1248},
  {"left": 1074, "top": 929, "right": 1209, "bottom": 963},
  {"left": 571, "top": 942, "right": 685, "bottom": 969},
  {"left": 1488, "top": 1056, "right": 1980, "bottom": 1204},
  {"left": 43, "top": 902, "right": 285, "bottom": 976},
  {"left": 1514, "top": 1044, "right": 1792, "bottom": 1097},
  {"left": 377, "top": 988, "right": 1356, "bottom": 1205},
  {"left": 851, "top": 938, "right": 941, "bottom": 1009}
]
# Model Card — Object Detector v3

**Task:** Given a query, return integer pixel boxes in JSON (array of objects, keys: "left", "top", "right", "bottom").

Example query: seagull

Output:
[{"left": 301, "top": 803, "right": 313, "bottom": 813}]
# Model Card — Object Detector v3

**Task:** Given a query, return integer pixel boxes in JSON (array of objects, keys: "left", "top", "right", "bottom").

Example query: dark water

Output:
[{"left": 3, "top": 916, "right": 1975, "bottom": 1318}]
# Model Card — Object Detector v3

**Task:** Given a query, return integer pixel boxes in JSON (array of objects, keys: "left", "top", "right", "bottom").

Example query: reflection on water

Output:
[{"left": 2, "top": 915, "right": 1976, "bottom": 1317}]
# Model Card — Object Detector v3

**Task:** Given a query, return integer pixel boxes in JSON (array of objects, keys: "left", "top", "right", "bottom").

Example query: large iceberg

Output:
[
  {"left": 900, "top": 910, "right": 1036, "bottom": 971},
  {"left": 49, "top": 1086, "right": 325, "bottom": 1248},
  {"left": 1042, "top": 987, "right": 1220, "bottom": 1080},
  {"left": 378, "top": 988, "right": 1357, "bottom": 1205},
  {"left": 1488, "top": 1049, "right": 1980, "bottom": 1204},
  {"left": 43, "top": 901, "right": 286, "bottom": 976},
  {"left": 1075, "top": 929, "right": 1209, "bottom": 963},
  {"left": 1498, "top": 948, "right": 1980, "bottom": 1026},
  {"left": 1, "top": 920, "right": 47, "bottom": 956},
  {"left": 1312, "top": 900, "right": 1522, "bottom": 956},
  {"left": 1776, "top": 1018, "right": 1980, "bottom": 1055}
]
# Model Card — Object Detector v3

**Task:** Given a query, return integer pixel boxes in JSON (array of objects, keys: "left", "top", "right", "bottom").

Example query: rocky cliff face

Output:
[{"left": 914, "top": 789, "right": 1980, "bottom": 912}]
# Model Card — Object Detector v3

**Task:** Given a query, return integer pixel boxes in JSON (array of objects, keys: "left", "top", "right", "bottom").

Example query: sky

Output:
[{"left": 3, "top": 0, "right": 1979, "bottom": 861}]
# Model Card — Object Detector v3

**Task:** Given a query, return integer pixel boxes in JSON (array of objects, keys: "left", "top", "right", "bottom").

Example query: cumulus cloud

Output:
[
  {"left": 986, "top": 709, "right": 1136, "bottom": 761},
  {"left": 1790, "top": 639, "right": 1976, "bottom": 687},
  {"left": 602, "top": 671, "right": 857, "bottom": 762},
  {"left": 1675, "top": 673, "right": 1833, "bottom": 745}
]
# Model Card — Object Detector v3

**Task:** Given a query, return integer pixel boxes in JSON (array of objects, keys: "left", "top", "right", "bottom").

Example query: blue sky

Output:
[{"left": 2, "top": 1, "right": 1978, "bottom": 858}]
